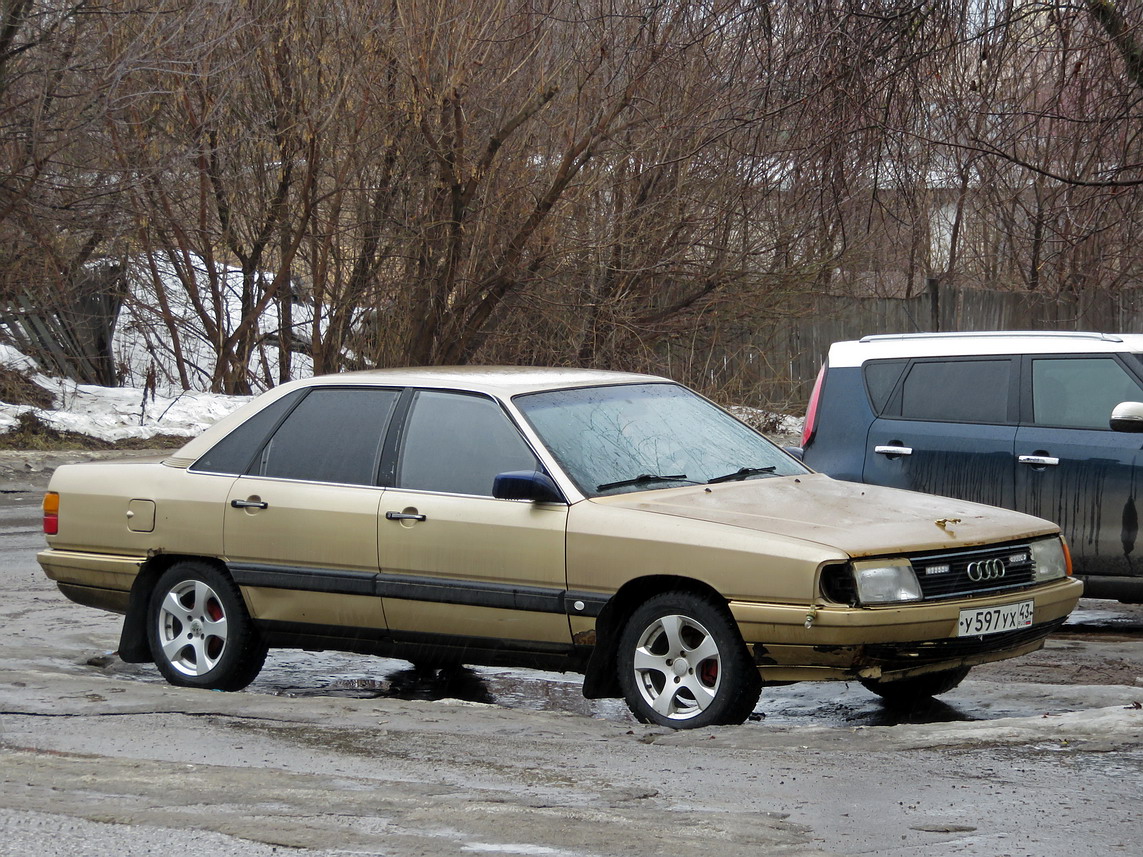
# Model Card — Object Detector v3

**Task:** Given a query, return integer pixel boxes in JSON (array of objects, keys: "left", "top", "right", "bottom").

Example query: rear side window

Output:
[
  {"left": 1031, "top": 357, "right": 1143, "bottom": 429},
  {"left": 397, "top": 391, "right": 538, "bottom": 496},
  {"left": 893, "top": 359, "right": 1012, "bottom": 424},
  {"left": 257, "top": 387, "right": 400, "bottom": 485}
]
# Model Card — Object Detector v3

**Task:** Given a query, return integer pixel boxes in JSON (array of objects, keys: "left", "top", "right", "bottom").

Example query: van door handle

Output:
[
  {"left": 1018, "top": 455, "right": 1060, "bottom": 467},
  {"left": 874, "top": 445, "right": 913, "bottom": 456}
]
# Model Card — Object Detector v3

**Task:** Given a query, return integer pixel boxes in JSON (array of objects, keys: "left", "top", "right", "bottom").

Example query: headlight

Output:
[
  {"left": 1030, "top": 537, "right": 1070, "bottom": 582},
  {"left": 852, "top": 559, "right": 922, "bottom": 604}
]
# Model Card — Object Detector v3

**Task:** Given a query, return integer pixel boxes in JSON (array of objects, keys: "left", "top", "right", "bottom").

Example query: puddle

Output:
[
  {"left": 74, "top": 598, "right": 1142, "bottom": 728},
  {"left": 1064, "top": 598, "right": 1143, "bottom": 636}
]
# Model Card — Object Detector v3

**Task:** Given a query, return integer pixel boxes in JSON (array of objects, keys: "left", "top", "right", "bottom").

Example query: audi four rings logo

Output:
[{"left": 966, "top": 559, "right": 1007, "bottom": 581}]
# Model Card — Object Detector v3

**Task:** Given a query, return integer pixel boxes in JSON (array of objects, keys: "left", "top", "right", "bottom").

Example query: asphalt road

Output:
[{"left": 2, "top": 490, "right": 1142, "bottom": 857}]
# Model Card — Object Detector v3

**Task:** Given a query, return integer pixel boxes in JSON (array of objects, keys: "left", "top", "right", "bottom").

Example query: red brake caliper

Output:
[{"left": 700, "top": 659, "right": 719, "bottom": 686}]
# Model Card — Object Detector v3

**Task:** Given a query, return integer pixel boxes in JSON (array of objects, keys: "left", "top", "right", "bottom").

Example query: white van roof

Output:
[{"left": 827, "top": 331, "right": 1143, "bottom": 368}]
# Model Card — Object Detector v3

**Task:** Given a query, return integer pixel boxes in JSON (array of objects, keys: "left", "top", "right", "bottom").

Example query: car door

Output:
[
  {"left": 377, "top": 389, "right": 571, "bottom": 647},
  {"left": 222, "top": 386, "right": 401, "bottom": 632},
  {"left": 862, "top": 357, "right": 1018, "bottom": 509},
  {"left": 1015, "top": 355, "right": 1143, "bottom": 579}
]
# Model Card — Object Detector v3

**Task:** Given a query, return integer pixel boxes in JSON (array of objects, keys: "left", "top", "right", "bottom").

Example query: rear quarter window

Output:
[
  {"left": 863, "top": 360, "right": 908, "bottom": 415},
  {"left": 190, "top": 389, "right": 304, "bottom": 475}
]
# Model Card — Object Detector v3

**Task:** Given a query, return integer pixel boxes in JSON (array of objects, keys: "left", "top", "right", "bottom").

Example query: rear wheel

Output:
[
  {"left": 860, "top": 666, "right": 971, "bottom": 706},
  {"left": 617, "top": 591, "right": 761, "bottom": 728},
  {"left": 147, "top": 562, "right": 267, "bottom": 691}
]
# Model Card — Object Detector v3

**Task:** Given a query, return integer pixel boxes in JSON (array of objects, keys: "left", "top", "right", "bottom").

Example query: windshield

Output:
[{"left": 514, "top": 382, "right": 807, "bottom": 496}]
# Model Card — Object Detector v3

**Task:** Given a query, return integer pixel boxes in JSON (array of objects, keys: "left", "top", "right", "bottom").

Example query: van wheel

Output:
[
  {"left": 617, "top": 591, "right": 761, "bottom": 728},
  {"left": 147, "top": 562, "right": 267, "bottom": 691},
  {"left": 860, "top": 666, "right": 971, "bottom": 705}
]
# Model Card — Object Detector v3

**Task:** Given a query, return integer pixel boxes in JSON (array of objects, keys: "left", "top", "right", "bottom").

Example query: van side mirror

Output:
[
  {"left": 492, "top": 470, "right": 565, "bottom": 503},
  {"left": 1110, "top": 401, "right": 1143, "bottom": 433}
]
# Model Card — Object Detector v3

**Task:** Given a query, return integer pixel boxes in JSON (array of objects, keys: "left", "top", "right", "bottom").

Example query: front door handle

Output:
[
  {"left": 385, "top": 511, "right": 427, "bottom": 522},
  {"left": 875, "top": 445, "right": 913, "bottom": 457},
  {"left": 1018, "top": 454, "right": 1060, "bottom": 467},
  {"left": 230, "top": 498, "right": 269, "bottom": 510}
]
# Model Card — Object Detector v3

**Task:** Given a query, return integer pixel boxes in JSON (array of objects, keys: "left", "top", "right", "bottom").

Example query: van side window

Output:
[
  {"left": 1032, "top": 358, "right": 1143, "bottom": 430},
  {"left": 894, "top": 360, "right": 1011, "bottom": 424}
]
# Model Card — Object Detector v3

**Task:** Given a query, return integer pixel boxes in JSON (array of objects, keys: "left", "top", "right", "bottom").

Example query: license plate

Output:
[{"left": 957, "top": 600, "right": 1034, "bottom": 637}]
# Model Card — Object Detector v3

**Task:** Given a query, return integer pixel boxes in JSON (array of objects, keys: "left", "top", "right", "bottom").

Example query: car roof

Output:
[
  {"left": 165, "top": 366, "right": 668, "bottom": 466},
  {"left": 827, "top": 331, "right": 1143, "bottom": 367},
  {"left": 293, "top": 365, "right": 663, "bottom": 396}
]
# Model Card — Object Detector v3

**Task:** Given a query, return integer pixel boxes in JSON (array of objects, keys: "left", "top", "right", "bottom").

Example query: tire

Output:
[
  {"left": 617, "top": 591, "right": 761, "bottom": 729},
  {"left": 860, "top": 665, "right": 971, "bottom": 706},
  {"left": 147, "top": 561, "right": 268, "bottom": 691}
]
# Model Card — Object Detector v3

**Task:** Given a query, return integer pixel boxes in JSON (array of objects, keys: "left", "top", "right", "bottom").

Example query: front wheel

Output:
[
  {"left": 860, "top": 665, "right": 971, "bottom": 706},
  {"left": 147, "top": 562, "right": 268, "bottom": 691},
  {"left": 617, "top": 591, "right": 761, "bottom": 729}
]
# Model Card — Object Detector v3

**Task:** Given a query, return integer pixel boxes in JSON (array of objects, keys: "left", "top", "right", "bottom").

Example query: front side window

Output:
[
  {"left": 396, "top": 391, "right": 539, "bottom": 496},
  {"left": 257, "top": 387, "right": 399, "bottom": 485},
  {"left": 1031, "top": 357, "right": 1143, "bottom": 430},
  {"left": 896, "top": 359, "right": 1012, "bottom": 424},
  {"left": 515, "top": 382, "right": 806, "bottom": 496}
]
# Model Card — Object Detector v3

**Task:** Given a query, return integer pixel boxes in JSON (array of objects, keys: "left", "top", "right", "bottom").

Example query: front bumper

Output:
[{"left": 729, "top": 576, "right": 1082, "bottom": 681}]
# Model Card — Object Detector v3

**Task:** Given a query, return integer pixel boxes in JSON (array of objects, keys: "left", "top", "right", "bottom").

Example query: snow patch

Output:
[{"left": 0, "top": 346, "right": 248, "bottom": 441}]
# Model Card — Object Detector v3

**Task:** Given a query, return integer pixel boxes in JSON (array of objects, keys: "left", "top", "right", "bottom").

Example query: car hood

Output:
[{"left": 592, "top": 473, "right": 1058, "bottom": 556}]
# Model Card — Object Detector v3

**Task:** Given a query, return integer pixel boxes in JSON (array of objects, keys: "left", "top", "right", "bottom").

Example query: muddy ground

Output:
[{"left": 2, "top": 452, "right": 1142, "bottom": 856}]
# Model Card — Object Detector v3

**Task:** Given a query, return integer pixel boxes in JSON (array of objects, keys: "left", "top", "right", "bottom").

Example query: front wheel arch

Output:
[
  {"left": 582, "top": 575, "right": 738, "bottom": 700},
  {"left": 615, "top": 589, "right": 762, "bottom": 727}
]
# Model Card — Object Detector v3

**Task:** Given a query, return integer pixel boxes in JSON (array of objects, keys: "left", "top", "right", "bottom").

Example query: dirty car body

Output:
[{"left": 38, "top": 367, "right": 1082, "bottom": 728}]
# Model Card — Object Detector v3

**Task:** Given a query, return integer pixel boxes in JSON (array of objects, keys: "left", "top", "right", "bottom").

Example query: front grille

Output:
[
  {"left": 908, "top": 541, "right": 1037, "bottom": 600},
  {"left": 862, "top": 617, "right": 1067, "bottom": 667}
]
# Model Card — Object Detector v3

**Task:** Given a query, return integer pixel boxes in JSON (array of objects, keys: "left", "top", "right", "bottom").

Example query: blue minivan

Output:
[{"left": 799, "top": 331, "right": 1143, "bottom": 601}]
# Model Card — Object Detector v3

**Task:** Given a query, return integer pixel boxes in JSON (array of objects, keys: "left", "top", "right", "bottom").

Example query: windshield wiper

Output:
[
  {"left": 597, "top": 473, "right": 690, "bottom": 492},
  {"left": 707, "top": 466, "right": 776, "bottom": 484}
]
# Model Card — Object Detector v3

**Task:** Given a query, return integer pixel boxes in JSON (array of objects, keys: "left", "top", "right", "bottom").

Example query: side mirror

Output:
[
  {"left": 493, "top": 470, "right": 565, "bottom": 503},
  {"left": 1110, "top": 401, "right": 1143, "bottom": 433}
]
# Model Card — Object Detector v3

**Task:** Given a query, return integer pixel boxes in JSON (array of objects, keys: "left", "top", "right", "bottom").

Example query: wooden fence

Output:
[{"left": 721, "top": 282, "right": 1143, "bottom": 409}]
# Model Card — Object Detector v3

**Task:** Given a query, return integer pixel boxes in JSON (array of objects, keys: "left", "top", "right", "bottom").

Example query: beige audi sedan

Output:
[{"left": 39, "top": 367, "right": 1082, "bottom": 728}]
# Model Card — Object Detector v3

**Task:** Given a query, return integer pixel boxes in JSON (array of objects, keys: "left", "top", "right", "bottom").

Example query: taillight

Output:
[
  {"left": 801, "top": 363, "right": 827, "bottom": 447},
  {"left": 43, "top": 491, "right": 59, "bottom": 535}
]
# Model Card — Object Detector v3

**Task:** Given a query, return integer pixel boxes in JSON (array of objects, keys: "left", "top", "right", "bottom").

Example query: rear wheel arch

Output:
[
  {"left": 118, "top": 555, "right": 235, "bottom": 663},
  {"left": 146, "top": 559, "right": 267, "bottom": 690}
]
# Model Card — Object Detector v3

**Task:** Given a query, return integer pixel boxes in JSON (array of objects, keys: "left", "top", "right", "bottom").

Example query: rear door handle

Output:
[
  {"left": 1018, "top": 455, "right": 1060, "bottom": 467},
  {"left": 874, "top": 445, "right": 913, "bottom": 456},
  {"left": 385, "top": 511, "right": 427, "bottom": 522}
]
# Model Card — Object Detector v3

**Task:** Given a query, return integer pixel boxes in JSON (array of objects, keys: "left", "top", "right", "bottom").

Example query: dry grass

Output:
[
  {"left": 0, "top": 412, "right": 187, "bottom": 451},
  {"left": 0, "top": 366, "right": 54, "bottom": 409}
]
